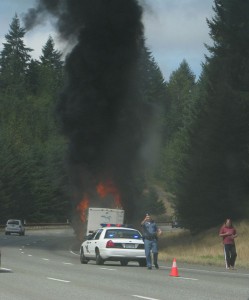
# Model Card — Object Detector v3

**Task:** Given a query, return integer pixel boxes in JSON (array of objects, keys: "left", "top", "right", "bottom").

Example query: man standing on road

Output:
[
  {"left": 219, "top": 218, "right": 238, "bottom": 270},
  {"left": 141, "top": 213, "right": 162, "bottom": 270}
]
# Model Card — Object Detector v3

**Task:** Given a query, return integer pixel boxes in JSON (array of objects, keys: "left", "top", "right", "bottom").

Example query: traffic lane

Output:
[
  {"left": 0, "top": 232, "right": 81, "bottom": 300},
  {"left": 1, "top": 260, "right": 249, "bottom": 300},
  {"left": 1, "top": 229, "right": 249, "bottom": 300},
  {"left": 0, "top": 227, "right": 77, "bottom": 248},
  {"left": 74, "top": 262, "right": 249, "bottom": 300},
  {"left": 5, "top": 248, "right": 248, "bottom": 300},
  {"left": 1, "top": 242, "right": 149, "bottom": 300},
  {"left": 0, "top": 228, "right": 78, "bottom": 261}
]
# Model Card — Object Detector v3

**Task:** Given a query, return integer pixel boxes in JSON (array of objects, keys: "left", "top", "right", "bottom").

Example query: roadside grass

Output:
[{"left": 158, "top": 219, "right": 249, "bottom": 269}]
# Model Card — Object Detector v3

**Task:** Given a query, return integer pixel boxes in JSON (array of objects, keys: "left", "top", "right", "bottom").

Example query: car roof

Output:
[{"left": 7, "top": 219, "right": 21, "bottom": 222}]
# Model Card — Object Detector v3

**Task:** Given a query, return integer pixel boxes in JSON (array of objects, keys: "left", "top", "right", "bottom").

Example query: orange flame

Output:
[
  {"left": 97, "top": 179, "right": 122, "bottom": 207},
  {"left": 76, "top": 179, "right": 122, "bottom": 223},
  {"left": 76, "top": 195, "right": 89, "bottom": 222}
]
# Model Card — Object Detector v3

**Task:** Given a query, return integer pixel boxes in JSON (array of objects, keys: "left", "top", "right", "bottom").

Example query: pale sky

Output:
[{"left": 0, "top": 0, "right": 214, "bottom": 81}]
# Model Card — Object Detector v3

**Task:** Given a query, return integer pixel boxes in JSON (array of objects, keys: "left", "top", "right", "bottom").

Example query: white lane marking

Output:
[
  {"left": 28, "top": 254, "right": 32, "bottom": 257},
  {"left": 0, "top": 268, "right": 12, "bottom": 271},
  {"left": 100, "top": 267, "right": 116, "bottom": 271},
  {"left": 47, "top": 277, "right": 70, "bottom": 283},
  {"left": 70, "top": 250, "right": 79, "bottom": 256},
  {"left": 42, "top": 258, "right": 50, "bottom": 261},
  {"left": 132, "top": 295, "right": 160, "bottom": 300},
  {"left": 173, "top": 276, "right": 198, "bottom": 281},
  {"left": 63, "top": 262, "right": 73, "bottom": 265}
]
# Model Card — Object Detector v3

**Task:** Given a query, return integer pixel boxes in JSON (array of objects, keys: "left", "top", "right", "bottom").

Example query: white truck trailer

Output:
[{"left": 86, "top": 207, "right": 125, "bottom": 235}]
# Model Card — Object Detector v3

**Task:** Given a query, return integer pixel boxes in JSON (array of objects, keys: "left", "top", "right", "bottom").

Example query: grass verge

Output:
[{"left": 158, "top": 219, "right": 249, "bottom": 269}]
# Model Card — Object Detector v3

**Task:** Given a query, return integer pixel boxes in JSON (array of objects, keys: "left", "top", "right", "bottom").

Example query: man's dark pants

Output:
[{"left": 224, "top": 244, "right": 237, "bottom": 268}]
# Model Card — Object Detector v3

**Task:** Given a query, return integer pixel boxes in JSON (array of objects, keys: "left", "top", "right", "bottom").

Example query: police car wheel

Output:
[
  {"left": 80, "top": 248, "right": 88, "bottom": 264},
  {"left": 95, "top": 250, "right": 104, "bottom": 265}
]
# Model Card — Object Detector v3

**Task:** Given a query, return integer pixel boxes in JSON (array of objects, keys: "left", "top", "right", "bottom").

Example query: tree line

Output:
[
  {"left": 0, "top": 14, "right": 69, "bottom": 223},
  {"left": 1, "top": 0, "right": 249, "bottom": 233},
  {"left": 155, "top": 0, "right": 249, "bottom": 232}
]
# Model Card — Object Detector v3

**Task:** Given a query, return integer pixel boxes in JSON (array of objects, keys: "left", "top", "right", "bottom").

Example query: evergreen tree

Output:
[
  {"left": 175, "top": 0, "right": 249, "bottom": 232},
  {"left": 0, "top": 14, "right": 33, "bottom": 94},
  {"left": 158, "top": 60, "right": 197, "bottom": 193},
  {"left": 0, "top": 18, "right": 69, "bottom": 223},
  {"left": 164, "top": 60, "right": 196, "bottom": 142},
  {"left": 26, "top": 59, "right": 40, "bottom": 94},
  {"left": 28, "top": 36, "right": 64, "bottom": 95},
  {"left": 40, "top": 36, "right": 63, "bottom": 70}
]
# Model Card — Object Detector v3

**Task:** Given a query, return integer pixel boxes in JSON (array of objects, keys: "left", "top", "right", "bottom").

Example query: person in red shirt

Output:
[{"left": 219, "top": 218, "right": 238, "bottom": 270}]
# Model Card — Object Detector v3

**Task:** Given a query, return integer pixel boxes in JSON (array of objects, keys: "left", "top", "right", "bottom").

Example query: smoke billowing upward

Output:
[{"left": 25, "top": 0, "right": 154, "bottom": 230}]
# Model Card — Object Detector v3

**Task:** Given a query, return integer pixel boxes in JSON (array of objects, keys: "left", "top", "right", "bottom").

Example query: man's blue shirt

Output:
[{"left": 142, "top": 221, "right": 158, "bottom": 238}]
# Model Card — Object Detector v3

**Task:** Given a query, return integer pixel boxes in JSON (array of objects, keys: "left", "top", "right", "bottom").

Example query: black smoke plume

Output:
[{"left": 24, "top": 0, "right": 155, "bottom": 234}]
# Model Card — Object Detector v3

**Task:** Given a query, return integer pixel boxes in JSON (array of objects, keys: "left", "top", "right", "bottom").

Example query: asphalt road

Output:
[{"left": 0, "top": 228, "right": 249, "bottom": 300}]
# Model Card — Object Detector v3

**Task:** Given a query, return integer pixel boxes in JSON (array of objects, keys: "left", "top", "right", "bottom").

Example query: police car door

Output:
[{"left": 87, "top": 229, "right": 103, "bottom": 257}]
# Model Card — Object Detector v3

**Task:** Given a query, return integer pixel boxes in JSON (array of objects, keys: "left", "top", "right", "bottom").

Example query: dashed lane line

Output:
[
  {"left": 132, "top": 295, "right": 160, "bottom": 300},
  {"left": 47, "top": 277, "right": 70, "bottom": 283},
  {"left": 173, "top": 276, "right": 198, "bottom": 280}
]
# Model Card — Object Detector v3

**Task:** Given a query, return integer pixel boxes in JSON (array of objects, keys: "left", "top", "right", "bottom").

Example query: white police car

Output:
[{"left": 80, "top": 225, "right": 146, "bottom": 266}]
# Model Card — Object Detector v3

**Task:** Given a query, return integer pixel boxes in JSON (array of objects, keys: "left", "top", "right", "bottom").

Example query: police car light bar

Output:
[{"left": 100, "top": 223, "right": 124, "bottom": 227}]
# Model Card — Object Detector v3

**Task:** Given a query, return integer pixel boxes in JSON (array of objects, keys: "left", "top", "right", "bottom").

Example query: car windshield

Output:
[
  {"left": 104, "top": 229, "right": 142, "bottom": 239},
  {"left": 7, "top": 220, "right": 20, "bottom": 225}
]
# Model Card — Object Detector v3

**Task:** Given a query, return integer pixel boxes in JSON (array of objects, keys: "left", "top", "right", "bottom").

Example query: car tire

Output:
[
  {"left": 95, "top": 249, "right": 104, "bottom": 265},
  {"left": 138, "top": 259, "right": 147, "bottom": 267},
  {"left": 120, "top": 259, "right": 128, "bottom": 266},
  {"left": 80, "top": 248, "right": 88, "bottom": 264}
]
